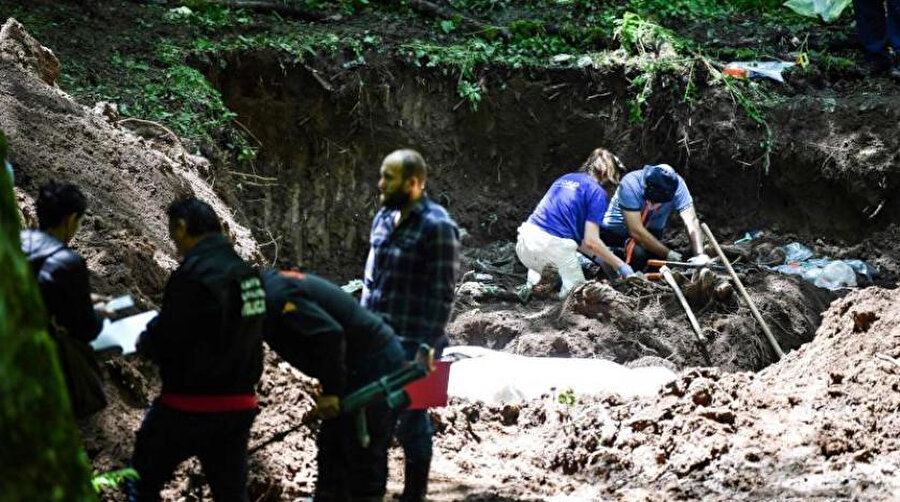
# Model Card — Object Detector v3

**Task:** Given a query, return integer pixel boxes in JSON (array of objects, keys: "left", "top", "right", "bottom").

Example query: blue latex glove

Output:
[{"left": 617, "top": 263, "right": 635, "bottom": 278}]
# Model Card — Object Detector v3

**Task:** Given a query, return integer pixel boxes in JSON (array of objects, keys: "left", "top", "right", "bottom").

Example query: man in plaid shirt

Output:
[{"left": 361, "top": 149, "right": 460, "bottom": 502}]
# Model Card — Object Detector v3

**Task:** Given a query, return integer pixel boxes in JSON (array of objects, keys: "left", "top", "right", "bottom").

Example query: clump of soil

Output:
[{"left": 547, "top": 286, "right": 900, "bottom": 501}]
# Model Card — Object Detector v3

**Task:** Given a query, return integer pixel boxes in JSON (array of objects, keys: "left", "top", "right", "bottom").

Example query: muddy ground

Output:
[{"left": 3, "top": 11, "right": 900, "bottom": 502}]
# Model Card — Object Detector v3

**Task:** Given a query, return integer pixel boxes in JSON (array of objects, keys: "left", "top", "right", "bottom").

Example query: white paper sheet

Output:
[{"left": 91, "top": 310, "right": 158, "bottom": 355}]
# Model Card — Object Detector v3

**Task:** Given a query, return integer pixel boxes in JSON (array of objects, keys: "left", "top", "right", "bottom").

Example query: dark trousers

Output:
[
  {"left": 315, "top": 338, "right": 405, "bottom": 501},
  {"left": 127, "top": 403, "right": 256, "bottom": 502},
  {"left": 854, "top": 0, "right": 900, "bottom": 54},
  {"left": 599, "top": 228, "right": 665, "bottom": 272},
  {"left": 393, "top": 339, "right": 442, "bottom": 501}
]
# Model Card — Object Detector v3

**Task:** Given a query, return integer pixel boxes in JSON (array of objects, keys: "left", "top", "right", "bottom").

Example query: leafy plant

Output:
[
  {"left": 558, "top": 388, "right": 577, "bottom": 406},
  {"left": 614, "top": 12, "right": 680, "bottom": 56},
  {"left": 91, "top": 468, "right": 139, "bottom": 494},
  {"left": 440, "top": 19, "right": 459, "bottom": 34}
]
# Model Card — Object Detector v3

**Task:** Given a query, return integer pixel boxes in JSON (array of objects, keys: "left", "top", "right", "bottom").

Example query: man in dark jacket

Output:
[
  {"left": 262, "top": 268, "right": 406, "bottom": 502},
  {"left": 129, "top": 198, "right": 266, "bottom": 502},
  {"left": 21, "top": 180, "right": 107, "bottom": 418}
]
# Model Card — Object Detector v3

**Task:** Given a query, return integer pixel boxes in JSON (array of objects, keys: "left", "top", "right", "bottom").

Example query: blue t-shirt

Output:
[
  {"left": 601, "top": 166, "right": 693, "bottom": 236},
  {"left": 526, "top": 172, "right": 608, "bottom": 243}
]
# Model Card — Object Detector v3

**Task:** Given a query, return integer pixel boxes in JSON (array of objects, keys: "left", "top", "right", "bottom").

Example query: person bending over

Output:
[
  {"left": 262, "top": 268, "right": 406, "bottom": 502},
  {"left": 515, "top": 147, "right": 634, "bottom": 302},
  {"left": 600, "top": 164, "right": 708, "bottom": 271}
]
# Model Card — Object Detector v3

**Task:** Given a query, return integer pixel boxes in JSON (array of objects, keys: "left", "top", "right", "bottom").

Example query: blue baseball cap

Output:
[{"left": 644, "top": 164, "right": 678, "bottom": 203}]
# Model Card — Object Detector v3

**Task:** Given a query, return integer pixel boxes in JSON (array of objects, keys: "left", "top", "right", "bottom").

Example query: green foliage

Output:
[
  {"left": 0, "top": 131, "right": 96, "bottom": 501},
  {"left": 558, "top": 388, "right": 577, "bottom": 406},
  {"left": 628, "top": 0, "right": 785, "bottom": 21},
  {"left": 103, "top": 43, "right": 256, "bottom": 162},
  {"left": 458, "top": 79, "right": 483, "bottom": 110},
  {"left": 614, "top": 12, "right": 681, "bottom": 55},
  {"left": 403, "top": 28, "right": 576, "bottom": 109},
  {"left": 91, "top": 468, "right": 139, "bottom": 494},
  {"left": 811, "top": 51, "right": 855, "bottom": 71},
  {"left": 164, "top": 4, "right": 253, "bottom": 32},
  {"left": 439, "top": 19, "right": 459, "bottom": 34}
]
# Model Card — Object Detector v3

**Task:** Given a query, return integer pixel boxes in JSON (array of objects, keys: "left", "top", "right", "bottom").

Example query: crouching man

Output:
[
  {"left": 129, "top": 198, "right": 267, "bottom": 502},
  {"left": 262, "top": 268, "right": 406, "bottom": 502},
  {"left": 600, "top": 164, "right": 709, "bottom": 271}
]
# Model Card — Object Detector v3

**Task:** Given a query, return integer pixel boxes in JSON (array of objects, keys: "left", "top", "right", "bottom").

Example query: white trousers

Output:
[{"left": 515, "top": 222, "right": 585, "bottom": 299}]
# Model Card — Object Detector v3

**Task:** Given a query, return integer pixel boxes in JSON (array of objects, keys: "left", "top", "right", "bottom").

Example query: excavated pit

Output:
[
  {"left": 198, "top": 50, "right": 900, "bottom": 282},
  {"left": 5, "top": 19, "right": 900, "bottom": 498},
  {"left": 197, "top": 50, "right": 900, "bottom": 373}
]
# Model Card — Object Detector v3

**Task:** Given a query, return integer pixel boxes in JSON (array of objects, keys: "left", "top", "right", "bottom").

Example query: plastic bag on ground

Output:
[
  {"left": 814, "top": 261, "right": 857, "bottom": 290},
  {"left": 844, "top": 259, "right": 878, "bottom": 283},
  {"left": 724, "top": 61, "right": 796, "bottom": 82},
  {"left": 784, "top": 0, "right": 851, "bottom": 22},
  {"left": 783, "top": 242, "right": 815, "bottom": 263}
]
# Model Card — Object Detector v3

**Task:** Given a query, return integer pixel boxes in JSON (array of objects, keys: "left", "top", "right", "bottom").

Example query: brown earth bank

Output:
[
  {"left": 422, "top": 286, "right": 900, "bottom": 501},
  {"left": 4, "top": 19, "right": 900, "bottom": 502},
  {"left": 197, "top": 49, "right": 900, "bottom": 281}
]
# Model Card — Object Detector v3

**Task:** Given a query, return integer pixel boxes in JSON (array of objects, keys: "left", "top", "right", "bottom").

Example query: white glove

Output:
[
  {"left": 687, "top": 253, "right": 712, "bottom": 266},
  {"left": 666, "top": 250, "right": 684, "bottom": 262}
]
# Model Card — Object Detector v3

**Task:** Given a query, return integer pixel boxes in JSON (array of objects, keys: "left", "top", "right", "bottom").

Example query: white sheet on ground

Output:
[
  {"left": 443, "top": 346, "right": 677, "bottom": 404},
  {"left": 91, "top": 310, "right": 157, "bottom": 355}
]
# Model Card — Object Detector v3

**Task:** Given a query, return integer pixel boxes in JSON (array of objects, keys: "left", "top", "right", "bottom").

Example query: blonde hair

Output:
[{"left": 581, "top": 147, "right": 624, "bottom": 190}]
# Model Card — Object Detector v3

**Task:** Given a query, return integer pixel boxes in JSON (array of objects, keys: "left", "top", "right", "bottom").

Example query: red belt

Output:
[{"left": 160, "top": 393, "right": 258, "bottom": 413}]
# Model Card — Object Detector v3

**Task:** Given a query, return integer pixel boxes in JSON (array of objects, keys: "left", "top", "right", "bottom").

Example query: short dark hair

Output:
[
  {"left": 397, "top": 149, "right": 427, "bottom": 181},
  {"left": 36, "top": 180, "right": 87, "bottom": 229},
  {"left": 167, "top": 197, "right": 222, "bottom": 236}
]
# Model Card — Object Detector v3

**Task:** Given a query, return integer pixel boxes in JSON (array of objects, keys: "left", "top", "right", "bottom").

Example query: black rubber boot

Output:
[{"left": 399, "top": 459, "right": 431, "bottom": 502}]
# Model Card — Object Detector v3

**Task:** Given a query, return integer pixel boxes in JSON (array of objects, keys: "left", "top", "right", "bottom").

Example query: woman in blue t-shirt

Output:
[{"left": 515, "top": 148, "right": 635, "bottom": 302}]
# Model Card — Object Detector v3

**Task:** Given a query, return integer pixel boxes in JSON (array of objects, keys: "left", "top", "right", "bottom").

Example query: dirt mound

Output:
[
  {"left": 546, "top": 286, "right": 900, "bottom": 501},
  {"left": 2, "top": 22, "right": 323, "bottom": 500},
  {"left": 449, "top": 255, "right": 835, "bottom": 371},
  {"left": 428, "top": 287, "right": 900, "bottom": 500},
  {"left": 1, "top": 18, "right": 258, "bottom": 304}
]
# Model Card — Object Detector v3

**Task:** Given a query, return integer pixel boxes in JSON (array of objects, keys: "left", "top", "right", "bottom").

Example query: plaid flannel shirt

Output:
[{"left": 361, "top": 196, "right": 460, "bottom": 349}]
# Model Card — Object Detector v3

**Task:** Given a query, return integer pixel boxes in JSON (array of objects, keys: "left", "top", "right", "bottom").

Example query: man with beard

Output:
[{"left": 361, "top": 149, "right": 460, "bottom": 502}]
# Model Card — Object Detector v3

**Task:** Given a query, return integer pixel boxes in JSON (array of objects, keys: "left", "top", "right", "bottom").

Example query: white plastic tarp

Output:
[
  {"left": 444, "top": 346, "right": 677, "bottom": 404},
  {"left": 91, "top": 310, "right": 157, "bottom": 355}
]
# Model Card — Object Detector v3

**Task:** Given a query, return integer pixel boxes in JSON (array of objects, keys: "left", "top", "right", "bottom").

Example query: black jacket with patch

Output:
[
  {"left": 262, "top": 269, "right": 397, "bottom": 396},
  {"left": 138, "top": 235, "right": 266, "bottom": 396}
]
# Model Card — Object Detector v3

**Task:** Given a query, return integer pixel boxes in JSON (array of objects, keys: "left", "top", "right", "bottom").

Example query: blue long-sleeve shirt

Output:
[{"left": 361, "top": 196, "right": 460, "bottom": 350}]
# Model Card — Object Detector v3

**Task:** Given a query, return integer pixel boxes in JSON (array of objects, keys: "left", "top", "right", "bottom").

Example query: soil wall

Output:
[{"left": 200, "top": 50, "right": 900, "bottom": 279}]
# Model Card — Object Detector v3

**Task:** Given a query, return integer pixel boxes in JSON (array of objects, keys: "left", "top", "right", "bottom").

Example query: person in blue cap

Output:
[
  {"left": 515, "top": 148, "right": 634, "bottom": 302},
  {"left": 600, "top": 164, "right": 708, "bottom": 271}
]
